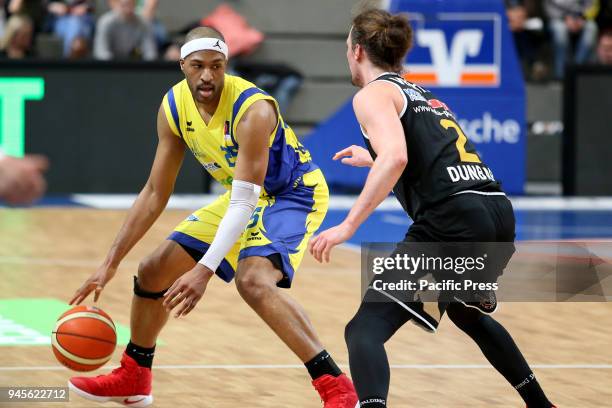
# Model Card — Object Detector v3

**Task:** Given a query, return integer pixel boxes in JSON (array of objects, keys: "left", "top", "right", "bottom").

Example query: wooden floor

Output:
[{"left": 0, "top": 208, "right": 611, "bottom": 407}]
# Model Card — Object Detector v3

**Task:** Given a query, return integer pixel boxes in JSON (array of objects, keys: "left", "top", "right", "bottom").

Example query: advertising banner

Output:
[{"left": 305, "top": 0, "right": 526, "bottom": 194}]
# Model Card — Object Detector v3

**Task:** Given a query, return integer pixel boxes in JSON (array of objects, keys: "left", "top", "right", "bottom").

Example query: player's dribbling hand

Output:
[
  {"left": 333, "top": 145, "right": 373, "bottom": 168},
  {"left": 309, "top": 222, "right": 356, "bottom": 263},
  {"left": 163, "top": 265, "right": 214, "bottom": 318},
  {"left": 69, "top": 264, "right": 117, "bottom": 305}
]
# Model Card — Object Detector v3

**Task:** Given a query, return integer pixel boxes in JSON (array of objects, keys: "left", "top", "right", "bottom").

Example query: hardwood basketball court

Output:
[{"left": 0, "top": 208, "right": 610, "bottom": 407}]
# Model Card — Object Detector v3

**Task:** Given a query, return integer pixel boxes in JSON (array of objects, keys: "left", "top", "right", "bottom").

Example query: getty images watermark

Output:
[
  {"left": 371, "top": 251, "right": 497, "bottom": 293},
  {"left": 361, "top": 242, "right": 612, "bottom": 303}
]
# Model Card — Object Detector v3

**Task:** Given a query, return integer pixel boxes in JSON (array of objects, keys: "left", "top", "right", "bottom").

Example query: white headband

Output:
[{"left": 180, "top": 38, "right": 229, "bottom": 59}]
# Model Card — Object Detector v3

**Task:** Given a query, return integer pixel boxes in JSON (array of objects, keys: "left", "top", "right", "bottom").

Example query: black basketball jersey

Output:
[{"left": 361, "top": 73, "right": 502, "bottom": 220}]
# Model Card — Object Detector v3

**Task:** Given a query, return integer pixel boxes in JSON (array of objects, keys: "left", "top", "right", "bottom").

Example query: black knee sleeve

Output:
[{"left": 133, "top": 276, "right": 170, "bottom": 300}]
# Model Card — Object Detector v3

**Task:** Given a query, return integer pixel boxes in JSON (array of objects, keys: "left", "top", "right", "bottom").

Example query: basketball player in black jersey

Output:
[{"left": 309, "top": 9, "right": 556, "bottom": 408}]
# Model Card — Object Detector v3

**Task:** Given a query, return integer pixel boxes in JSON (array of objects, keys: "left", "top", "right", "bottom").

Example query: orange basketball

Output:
[{"left": 51, "top": 305, "right": 117, "bottom": 372}]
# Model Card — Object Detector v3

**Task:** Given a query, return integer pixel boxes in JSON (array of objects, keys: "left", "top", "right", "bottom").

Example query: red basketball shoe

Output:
[
  {"left": 68, "top": 352, "right": 153, "bottom": 407},
  {"left": 313, "top": 373, "right": 359, "bottom": 408}
]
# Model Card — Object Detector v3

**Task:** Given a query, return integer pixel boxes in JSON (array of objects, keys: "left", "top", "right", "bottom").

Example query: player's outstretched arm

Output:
[
  {"left": 163, "top": 100, "right": 275, "bottom": 318},
  {"left": 70, "top": 104, "right": 185, "bottom": 305},
  {"left": 310, "top": 83, "right": 407, "bottom": 262}
]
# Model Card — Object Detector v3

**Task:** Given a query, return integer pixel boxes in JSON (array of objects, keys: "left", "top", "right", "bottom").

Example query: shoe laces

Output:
[
  {"left": 96, "top": 359, "right": 139, "bottom": 392},
  {"left": 315, "top": 377, "right": 349, "bottom": 404}
]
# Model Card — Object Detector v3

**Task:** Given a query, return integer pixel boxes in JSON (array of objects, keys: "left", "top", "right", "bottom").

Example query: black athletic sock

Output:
[
  {"left": 447, "top": 305, "right": 552, "bottom": 408},
  {"left": 359, "top": 396, "right": 387, "bottom": 407},
  {"left": 305, "top": 350, "right": 342, "bottom": 380},
  {"left": 126, "top": 341, "right": 155, "bottom": 369},
  {"left": 514, "top": 373, "right": 553, "bottom": 408}
]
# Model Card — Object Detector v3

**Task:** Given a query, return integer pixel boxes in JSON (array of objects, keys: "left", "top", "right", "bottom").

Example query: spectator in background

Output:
[
  {"left": 506, "top": 0, "right": 549, "bottom": 80},
  {"left": 136, "top": 0, "right": 166, "bottom": 49},
  {"left": 507, "top": 0, "right": 529, "bottom": 30},
  {"left": 195, "top": 4, "right": 301, "bottom": 113},
  {"left": 94, "top": 0, "right": 157, "bottom": 60},
  {"left": 136, "top": 0, "right": 156, "bottom": 21},
  {"left": 47, "top": 1, "right": 95, "bottom": 58},
  {"left": 0, "top": 1, "right": 7, "bottom": 38},
  {"left": 108, "top": 0, "right": 166, "bottom": 48},
  {"left": 597, "top": 27, "right": 612, "bottom": 63},
  {"left": 597, "top": 0, "right": 612, "bottom": 28},
  {"left": 8, "top": 0, "right": 46, "bottom": 33},
  {"left": 162, "top": 40, "right": 179, "bottom": 60},
  {"left": 0, "top": 13, "right": 33, "bottom": 58},
  {"left": 546, "top": 0, "right": 599, "bottom": 79},
  {"left": 0, "top": 150, "right": 48, "bottom": 205}
]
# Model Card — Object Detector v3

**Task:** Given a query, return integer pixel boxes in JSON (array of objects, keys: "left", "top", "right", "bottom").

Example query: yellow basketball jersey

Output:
[{"left": 161, "top": 74, "right": 315, "bottom": 195}]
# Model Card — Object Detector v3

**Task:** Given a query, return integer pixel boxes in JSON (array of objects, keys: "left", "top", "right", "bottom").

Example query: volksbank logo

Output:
[{"left": 403, "top": 13, "right": 501, "bottom": 87}]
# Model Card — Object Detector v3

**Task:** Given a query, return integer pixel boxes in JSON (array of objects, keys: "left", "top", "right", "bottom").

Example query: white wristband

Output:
[{"left": 199, "top": 180, "right": 261, "bottom": 272}]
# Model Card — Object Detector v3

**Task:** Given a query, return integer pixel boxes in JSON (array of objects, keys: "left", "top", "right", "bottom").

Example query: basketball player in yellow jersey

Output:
[{"left": 67, "top": 26, "right": 358, "bottom": 408}]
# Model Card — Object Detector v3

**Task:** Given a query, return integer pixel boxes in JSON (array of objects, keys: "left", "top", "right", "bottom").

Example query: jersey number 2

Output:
[{"left": 440, "top": 119, "right": 481, "bottom": 163}]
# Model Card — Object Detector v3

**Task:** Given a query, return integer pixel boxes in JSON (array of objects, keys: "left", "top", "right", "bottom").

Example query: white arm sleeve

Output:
[{"left": 199, "top": 179, "right": 261, "bottom": 272}]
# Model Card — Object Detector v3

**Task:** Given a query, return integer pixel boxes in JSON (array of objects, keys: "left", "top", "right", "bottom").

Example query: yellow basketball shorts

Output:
[{"left": 168, "top": 169, "right": 328, "bottom": 288}]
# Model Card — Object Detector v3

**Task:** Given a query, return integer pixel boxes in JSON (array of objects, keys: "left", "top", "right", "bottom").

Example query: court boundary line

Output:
[
  {"left": 0, "top": 256, "right": 137, "bottom": 268},
  {"left": 1, "top": 363, "right": 611, "bottom": 371},
  {"left": 67, "top": 194, "right": 612, "bottom": 211}
]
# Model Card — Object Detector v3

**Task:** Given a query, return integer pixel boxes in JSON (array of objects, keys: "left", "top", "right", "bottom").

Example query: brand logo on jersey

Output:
[
  {"left": 404, "top": 13, "right": 501, "bottom": 87},
  {"left": 186, "top": 214, "right": 200, "bottom": 222},
  {"left": 202, "top": 161, "right": 221, "bottom": 172},
  {"left": 247, "top": 229, "right": 263, "bottom": 242},
  {"left": 186, "top": 120, "right": 195, "bottom": 132},
  {"left": 292, "top": 175, "right": 303, "bottom": 189},
  {"left": 412, "top": 103, "right": 455, "bottom": 118},
  {"left": 404, "top": 88, "right": 427, "bottom": 103},
  {"left": 427, "top": 99, "right": 449, "bottom": 110}
]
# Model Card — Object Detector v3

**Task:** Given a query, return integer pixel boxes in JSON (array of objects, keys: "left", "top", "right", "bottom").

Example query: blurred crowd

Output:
[
  {"left": 0, "top": 0, "right": 174, "bottom": 60},
  {"left": 0, "top": 1, "right": 279, "bottom": 63},
  {"left": 0, "top": 0, "right": 611, "bottom": 81},
  {"left": 0, "top": 0, "right": 305, "bottom": 113},
  {"left": 506, "top": 0, "right": 612, "bottom": 80}
]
